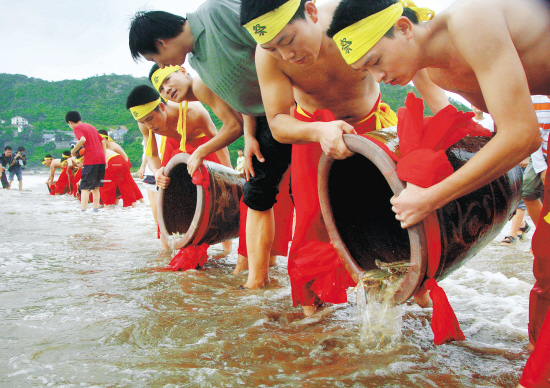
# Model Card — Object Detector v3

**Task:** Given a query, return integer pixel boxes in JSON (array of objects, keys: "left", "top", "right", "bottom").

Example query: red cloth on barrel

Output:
[
  {"left": 426, "top": 279, "right": 465, "bottom": 345},
  {"left": 396, "top": 93, "right": 492, "bottom": 187},
  {"left": 365, "top": 94, "right": 487, "bottom": 344},
  {"left": 392, "top": 93, "right": 492, "bottom": 345},
  {"left": 169, "top": 243, "right": 209, "bottom": 271}
]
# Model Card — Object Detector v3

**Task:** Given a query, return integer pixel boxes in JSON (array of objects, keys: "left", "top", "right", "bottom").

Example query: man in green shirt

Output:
[{"left": 129, "top": 0, "right": 295, "bottom": 289}]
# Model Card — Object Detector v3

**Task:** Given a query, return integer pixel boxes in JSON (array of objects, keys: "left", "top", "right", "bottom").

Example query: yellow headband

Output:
[
  {"left": 41, "top": 157, "right": 52, "bottom": 166},
  {"left": 130, "top": 98, "right": 161, "bottom": 120},
  {"left": 151, "top": 66, "right": 181, "bottom": 92},
  {"left": 333, "top": 0, "right": 434, "bottom": 65},
  {"left": 100, "top": 134, "right": 114, "bottom": 142},
  {"left": 244, "top": 0, "right": 300, "bottom": 45}
]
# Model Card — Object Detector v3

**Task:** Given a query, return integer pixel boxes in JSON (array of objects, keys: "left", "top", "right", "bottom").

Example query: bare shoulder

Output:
[
  {"left": 444, "top": 0, "right": 544, "bottom": 36},
  {"left": 255, "top": 45, "right": 279, "bottom": 70},
  {"left": 192, "top": 78, "right": 213, "bottom": 104},
  {"left": 186, "top": 101, "right": 211, "bottom": 122},
  {"left": 445, "top": 0, "right": 505, "bottom": 34},
  {"left": 255, "top": 45, "right": 292, "bottom": 84}
]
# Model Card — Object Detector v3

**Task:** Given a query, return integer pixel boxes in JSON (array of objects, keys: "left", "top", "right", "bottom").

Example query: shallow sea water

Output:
[{"left": 0, "top": 173, "right": 535, "bottom": 387}]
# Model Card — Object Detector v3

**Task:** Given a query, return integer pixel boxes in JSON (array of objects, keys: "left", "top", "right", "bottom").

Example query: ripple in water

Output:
[{"left": 0, "top": 173, "right": 533, "bottom": 387}]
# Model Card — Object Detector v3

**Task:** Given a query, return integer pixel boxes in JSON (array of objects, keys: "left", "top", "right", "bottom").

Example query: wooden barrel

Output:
[
  {"left": 318, "top": 129, "right": 522, "bottom": 304},
  {"left": 158, "top": 153, "right": 245, "bottom": 250}
]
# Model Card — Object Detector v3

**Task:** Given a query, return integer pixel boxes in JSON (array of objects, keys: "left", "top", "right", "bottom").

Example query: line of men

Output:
[
  {"left": 127, "top": 0, "right": 550, "bottom": 385},
  {"left": 43, "top": 111, "right": 144, "bottom": 210}
]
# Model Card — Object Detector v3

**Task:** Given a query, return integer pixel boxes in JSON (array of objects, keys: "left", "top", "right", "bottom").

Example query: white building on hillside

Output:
[{"left": 11, "top": 116, "right": 28, "bottom": 126}]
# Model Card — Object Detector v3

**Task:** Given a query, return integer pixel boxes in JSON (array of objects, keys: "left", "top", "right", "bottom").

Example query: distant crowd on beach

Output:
[{"left": 42, "top": 111, "right": 144, "bottom": 212}]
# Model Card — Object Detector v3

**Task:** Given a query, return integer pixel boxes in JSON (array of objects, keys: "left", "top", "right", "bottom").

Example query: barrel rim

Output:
[
  {"left": 318, "top": 133, "right": 428, "bottom": 304},
  {"left": 158, "top": 153, "right": 207, "bottom": 250}
]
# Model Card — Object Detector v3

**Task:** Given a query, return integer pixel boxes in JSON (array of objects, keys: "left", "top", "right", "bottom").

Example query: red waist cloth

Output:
[
  {"left": 521, "top": 310, "right": 550, "bottom": 387},
  {"left": 161, "top": 135, "right": 221, "bottom": 167},
  {"left": 237, "top": 168, "right": 293, "bottom": 258},
  {"left": 288, "top": 102, "right": 389, "bottom": 306},
  {"left": 123, "top": 159, "right": 143, "bottom": 202},
  {"left": 529, "top": 167, "right": 550, "bottom": 348},
  {"left": 100, "top": 154, "right": 136, "bottom": 206},
  {"left": 54, "top": 167, "right": 70, "bottom": 195}
]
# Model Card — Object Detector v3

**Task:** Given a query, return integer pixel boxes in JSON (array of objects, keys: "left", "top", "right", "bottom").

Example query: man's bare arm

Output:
[
  {"left": 256, "top": 47, "right": 356, "bottom": 159},
  {"left": 48, "top": 164, "right": 57, "bottom": 185},
  {"left": 101, "top": 139, "right": 107, "bottom": 163},
  {"left": 242, "top": 114, "right": 261, "bottom": 180},
  {"left": 138, "top": 152, "right": 148, "bottom": 179},
  {"left": 185, "top": 101, "right": 235, "bottom": 175},
  {"left": 139, "top": 122, "right": 167, "bottom": 188},
  {"left": 194, "top": 78, "right": 244, "bottom": 151},
  {"left": 411, "top": 69, "right": 449, "bottom": 114}
]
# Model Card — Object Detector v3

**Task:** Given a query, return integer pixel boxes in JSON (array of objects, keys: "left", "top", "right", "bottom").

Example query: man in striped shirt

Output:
[{"left": 522, "top": 96, "right": 550, "bottom": 229}]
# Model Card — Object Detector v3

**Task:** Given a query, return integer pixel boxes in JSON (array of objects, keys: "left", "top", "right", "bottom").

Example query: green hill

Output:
[{"left": 0, "top": 73, "right": 468, "bottom": 168}]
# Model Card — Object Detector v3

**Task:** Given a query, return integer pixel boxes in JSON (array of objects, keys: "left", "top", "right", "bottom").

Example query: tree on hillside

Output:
[{"left": 29, "top": 131, "right": 43, "bottom": 145}]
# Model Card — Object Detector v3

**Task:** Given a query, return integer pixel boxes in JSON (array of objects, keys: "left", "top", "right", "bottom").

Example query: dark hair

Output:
[
  {"left": 98, "top": 129, "right": 109, "bottom": 136},
  {"left": 327, "top": 0, "right": 419, "bottom": 38},
  {"left": 65, "top": 111, "right": 81, "bottom": 123},
  {"left": 17, "top": 146, "right": 25, "bottom": 152},
  {"left": 126, "top": 85, "right": 161, "bottom": 109},
  {"left": 62, "top": 150, "right": 71, "bottom": 157},
  {"left": 129, "top": 11, "right": 187, "bottom": 61},
  {"left": 240, "top": 0, "right": 308, "bottom": 26},
  {"left": 44, "top": 154, "right": 52, "bottom": 159},
  {"left": 149, "top": 64, "right": 161, "bottom": 82},
  {"left": 4, "top": 146, "right": 12, "bottom": 151}
]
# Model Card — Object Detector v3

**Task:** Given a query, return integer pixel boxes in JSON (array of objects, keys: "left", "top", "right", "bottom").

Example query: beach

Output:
[{"left": 0, "top": 172, "right": 535, "bottom": 387}]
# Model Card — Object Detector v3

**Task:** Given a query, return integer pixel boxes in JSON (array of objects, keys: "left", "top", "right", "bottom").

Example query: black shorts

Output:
[
  {"left": 243, "top": 116, "right": 292, "bottom": 211},
  {"left": 80, "top": 164, "right": 105, "bottom": 190},
  {"left": 142, "top": 175, "right": 156, "bottom": 185}
]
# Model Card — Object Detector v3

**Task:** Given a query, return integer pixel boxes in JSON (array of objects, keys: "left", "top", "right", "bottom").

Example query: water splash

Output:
[
  {"left": 356, "top": 280, "right": 404, "bottom": 350},
  {"left": 355, "top": 262, "right": 409, "bottom": 350}
]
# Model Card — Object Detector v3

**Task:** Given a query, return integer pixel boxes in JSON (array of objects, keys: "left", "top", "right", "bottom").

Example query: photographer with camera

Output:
[
  {"left": 1, "top": 146, "right": 13, "bottom": 189},
  {"left": 8, "top": 146, "right": 27, "bottom": 191}
]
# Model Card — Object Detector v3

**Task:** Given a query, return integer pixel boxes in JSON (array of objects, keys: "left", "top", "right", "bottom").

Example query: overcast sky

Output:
[{"left": 0, "top": 0, "right": 454, "bottom": 81}]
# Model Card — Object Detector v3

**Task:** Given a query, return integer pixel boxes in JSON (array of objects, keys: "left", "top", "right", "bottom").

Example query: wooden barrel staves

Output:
[
  {"left": 318, "top": 129, "right": 522, "bottom": 304},
  {"left": 158, "top": 153, "right": 245, "bottom": 250}
]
